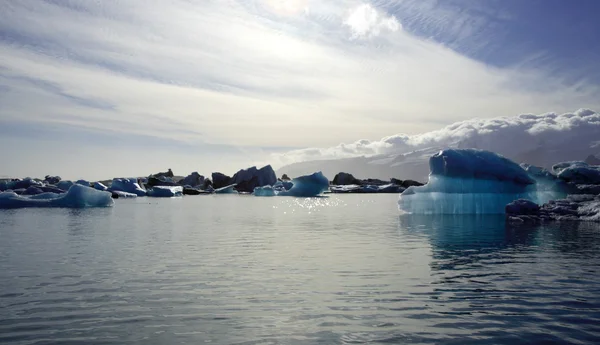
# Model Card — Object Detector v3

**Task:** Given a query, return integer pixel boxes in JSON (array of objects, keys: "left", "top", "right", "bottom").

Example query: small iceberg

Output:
[
  {"left": 0, "top": 184, "right": 114, "bottom": 209},
  {"left": 109, "top": 178, "right": 146, "bottom": 196},
  {"left": 253, "top": 172, "right": 329, "bottom": 197},
  {"left": 147, "top": 186, "right": 183, "bottom": 197},
  {"left": 215, "top": 184, "right": 238, "bottom": 194}
]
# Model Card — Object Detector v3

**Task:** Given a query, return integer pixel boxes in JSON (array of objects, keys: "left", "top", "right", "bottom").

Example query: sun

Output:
[{"left": 262, "top": 0, "right": 309, "bottom": 16}]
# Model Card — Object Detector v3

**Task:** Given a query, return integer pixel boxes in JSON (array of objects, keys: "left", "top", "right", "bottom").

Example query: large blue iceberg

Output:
[
  {"left": 253, "top": 172, "right": 329, "bottom": 197},
  {"left": 398, "top": 149, "right": 561, "bottom": 214},
  {"left": 0, "top": 184, "right": 114, "bottom": 209}
]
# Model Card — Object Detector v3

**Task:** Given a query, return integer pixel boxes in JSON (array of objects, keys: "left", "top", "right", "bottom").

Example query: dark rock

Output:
[
  {"left": 281, "top": 174, "right": 291, "bottom": 181},
  {"left": 212, "top": 172, "right": 232, "bottom": 189},
  {"left": 332, "top": 172, "right": 362, "bottom": 185}
]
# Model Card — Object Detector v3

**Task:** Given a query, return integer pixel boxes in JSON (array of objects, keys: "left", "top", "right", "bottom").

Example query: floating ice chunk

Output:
[
  {"left": 111, "top": 190, "right": 137, "bottom": 198},
  {"left": 0, "top": 185, "right": 114, "bottom": 209},
  {"left": 110, "top": 178, "right": 146, "bottom": 196},
  {"left": 147, "top": 186, "right": 183, "bottom": 197},
  {"left": 94, "top": 182, "right": 108, "bottom": 191},
  {"left": 278, "top": 172, "right": 329, "bottom": 197},
  {"left": 56, "top": 180, "right": 74, "bottom": 191},
  {"left": 76, "top": 179, "right": 91, "bottom": 186},
  {"left": 254, "top": 185, "right": 276, "bottom": 196},
  {"left": 399, "top": 149, "right": 559, "bottom": 214},
  {"left": 215, "top": 184, "right": 238, "bottom": 194}
]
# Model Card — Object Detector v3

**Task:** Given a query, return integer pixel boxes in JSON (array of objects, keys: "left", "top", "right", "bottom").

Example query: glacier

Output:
[
  {"left": 398, "top": 149, "right": 562, "bottom": 214},
  {"left": 0, "top": 184, "right": 114, "bottom": 209},
  {"left": 253, "top": 172, "right": 329, "bottom": 197}
]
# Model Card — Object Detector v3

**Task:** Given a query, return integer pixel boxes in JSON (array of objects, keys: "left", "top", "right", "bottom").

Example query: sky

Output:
[{"left": 1, "top": 0, "right": 600, "bottom": 180}]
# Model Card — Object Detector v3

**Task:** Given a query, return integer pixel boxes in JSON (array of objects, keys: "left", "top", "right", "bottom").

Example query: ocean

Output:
[{"left": 1, "top": 194, "right": 599, "bottom": 344}]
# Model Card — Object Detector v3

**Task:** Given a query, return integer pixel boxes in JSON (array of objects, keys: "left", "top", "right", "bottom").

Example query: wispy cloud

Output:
[{"left": 0, "top": 0, "right": 599, "bottom": 178}]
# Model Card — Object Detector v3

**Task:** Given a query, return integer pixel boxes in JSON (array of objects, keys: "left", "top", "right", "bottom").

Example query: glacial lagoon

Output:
[{"left": 1, "top": 194, "right": 599, "bottom": 344}]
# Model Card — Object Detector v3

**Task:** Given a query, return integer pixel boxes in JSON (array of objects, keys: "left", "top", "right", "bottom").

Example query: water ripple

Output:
[{"left": 1, "top": 196, "right": 600, "bottom": 344}]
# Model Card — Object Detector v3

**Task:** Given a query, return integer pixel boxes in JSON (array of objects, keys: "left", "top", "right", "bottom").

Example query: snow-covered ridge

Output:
[{"left": 277, "top": 109, "right": 600, "bottom": 181}]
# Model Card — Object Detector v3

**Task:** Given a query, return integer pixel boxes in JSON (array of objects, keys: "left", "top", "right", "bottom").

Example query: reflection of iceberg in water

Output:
[
  {"left": 398, "top": 213, "right": 600, "bottom": 280},
  {"left": 396, "top": 213, "right": 600, "bottom": 337},
  {"left": 398, "top": 214, "right": 539, "bottom": 256}
]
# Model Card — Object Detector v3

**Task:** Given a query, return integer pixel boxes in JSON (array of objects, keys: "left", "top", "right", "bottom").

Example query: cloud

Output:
[
  {"left": 273, "top": 108, "right": 600, "bottom": 166},
  {"left": 1, "top": 1, "right": 600, "bottom": 178},
  {"left": 344, "top": 3, "right": 401, "bottom": 38}
]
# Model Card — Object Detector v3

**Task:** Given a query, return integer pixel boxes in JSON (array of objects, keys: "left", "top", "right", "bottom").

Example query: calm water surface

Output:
[{"left": 1, "top": 194, "right": 600, "bottom": 344}]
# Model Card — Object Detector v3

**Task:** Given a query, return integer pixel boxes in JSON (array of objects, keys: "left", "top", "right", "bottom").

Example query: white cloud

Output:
[
  {"left": 344, "top": 3, "right": 401, "bottom": 38},
  {"left": 0, "top": 0, "right": 599, "bottom": 178},
  {"left": 273, "top": 109, "right": 600, "bottom": 166}
]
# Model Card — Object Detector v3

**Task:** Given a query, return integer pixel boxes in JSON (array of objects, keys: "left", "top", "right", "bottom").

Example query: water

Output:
[{"left": 1, "top": 194, "right": 600, "bottom": 344}]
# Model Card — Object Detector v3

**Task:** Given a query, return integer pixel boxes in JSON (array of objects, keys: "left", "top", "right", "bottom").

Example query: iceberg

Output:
[
  {"left": 254, "top": 185, "right": 276, "bottom": 196},
  {"left": 398, "top": 149, "right": 560, "bottom": 214},
  {"left": 215, "top": 184, "right": 238, "bottom": 194},
  {"left": 552, "top": 161, "right": 600, "bottom": 185},
  {"left": 0, "top": 184, "right": 114, "bottom": 209},
  {"left": 147, "top": 186, "right": 183, "bottom": 197},
  {"left": 110, "top": 190, "right": 137, "bottom": 198},
  {"left": 56, "top": 180, "right": 74, "bottom": 191},
  {"left": 179, "top": 172, "right": 205, "bottom": 188},
  {"left": 76, "top": 179, "right": 91, "bottom": 187},
  {"left": 109, "top": 178, "right": 146, "bottom": 196},
  {"left": 94, "top": 182, "right": 108, "bottom": 191},
  {"left": 275, "top": 171, "right": 329, "bottom": 197},
  {"left": 231, "top": 165, "right": 277, "bottom": 193}
]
